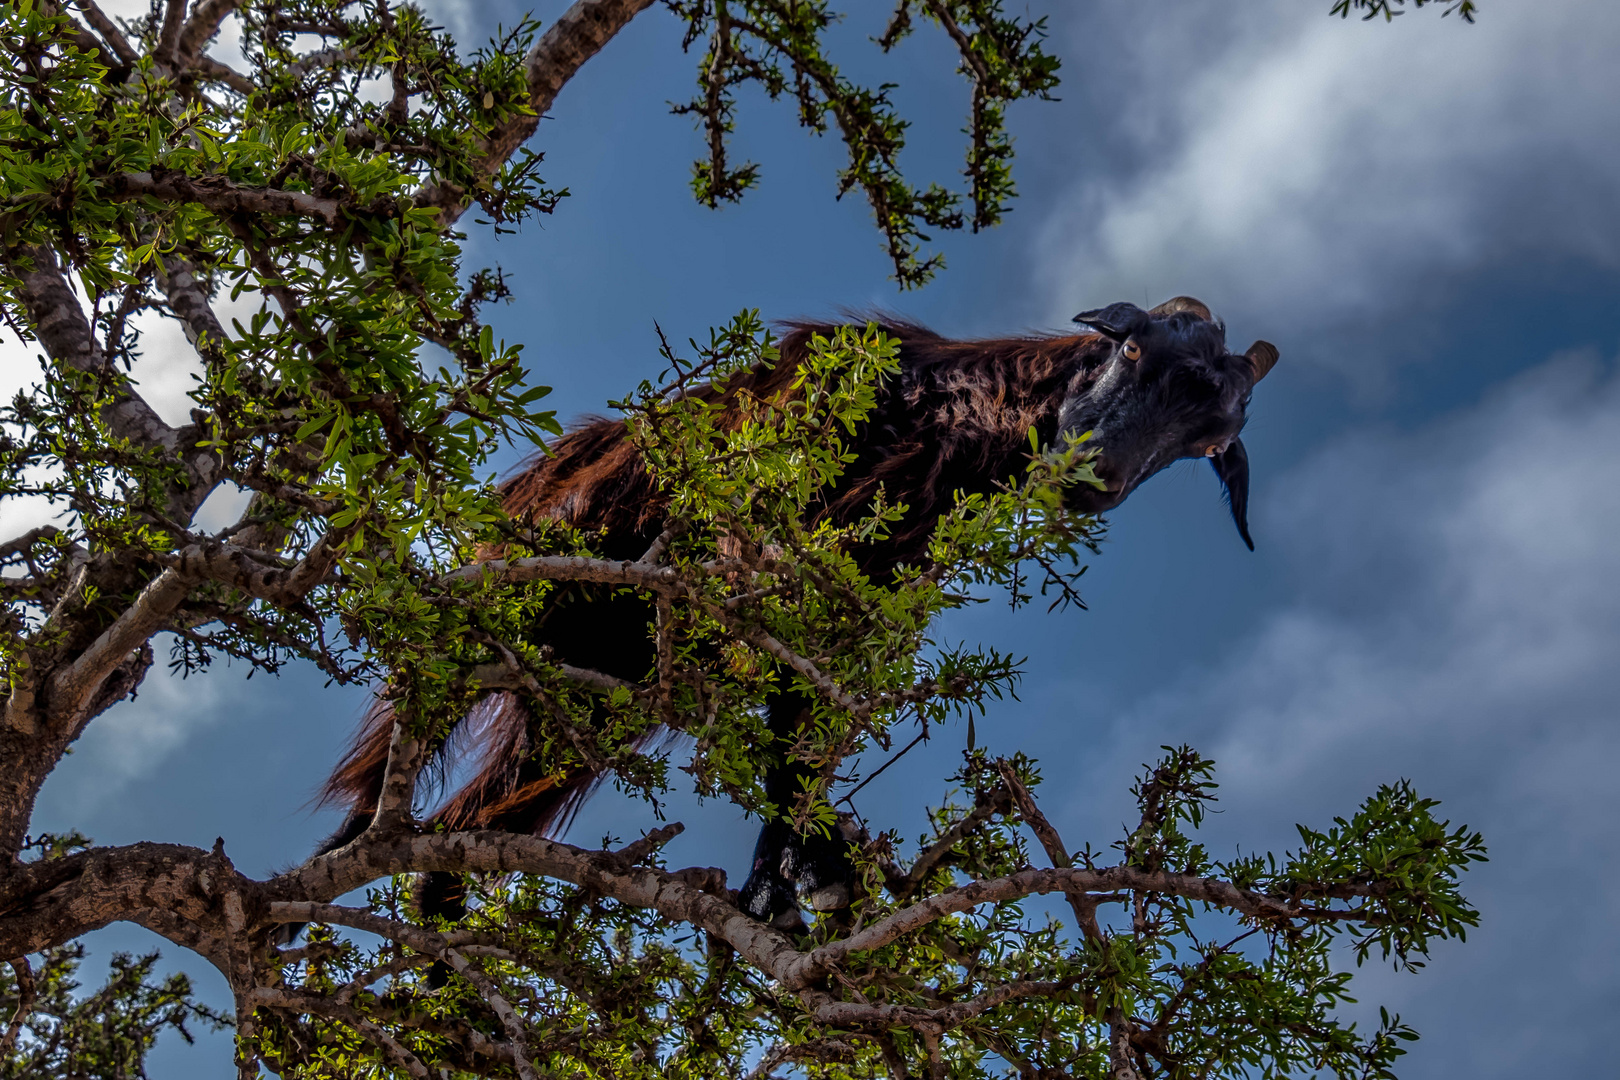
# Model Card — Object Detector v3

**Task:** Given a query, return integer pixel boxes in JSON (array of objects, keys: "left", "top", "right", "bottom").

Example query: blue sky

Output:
[{"left": 6, "top": 1, "right": 1620, "bottom": 1075}]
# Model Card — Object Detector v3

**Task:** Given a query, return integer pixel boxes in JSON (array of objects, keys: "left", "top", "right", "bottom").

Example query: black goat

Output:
[{"left": 311, "top": 297, "right": 1278, "bottom": 929}]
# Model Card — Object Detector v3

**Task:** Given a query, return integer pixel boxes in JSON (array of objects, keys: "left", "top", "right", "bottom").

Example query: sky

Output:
[{"left": 4, "top": 1, "right": 1620, "bottom": 1075}]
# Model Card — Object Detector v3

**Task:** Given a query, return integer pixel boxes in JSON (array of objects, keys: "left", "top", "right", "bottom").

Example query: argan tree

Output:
[{"left": 1, "top": 2, "right": 1483, "bottom": 1078}]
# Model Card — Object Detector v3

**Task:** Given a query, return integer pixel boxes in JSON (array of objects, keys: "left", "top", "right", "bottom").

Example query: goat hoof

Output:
[
  {"left": 804, "top": 882, "right": 850, "bottom": 911},
  {"left": 269, "top": 922, "right": 304, "bottom": 947},
  {"left": 770, "top": 908, "right": 809, "bottom": 933}
]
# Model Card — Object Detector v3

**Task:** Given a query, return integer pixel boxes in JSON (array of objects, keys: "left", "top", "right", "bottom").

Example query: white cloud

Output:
[
  {"left": 1040, "top": 0, "right": 1620, "bottom": 367},
  {"left": 1067, "top": 350, "right": 1620, "bottom": 1075},
  {"left": 1, "top": 284, "right": 264, "bottom": 545},
  {"left": 44, "top": 649, "right": 227, "bottom": 819},
  {"left": 1, "top": 320, "right": 70, "bottom": 544}
]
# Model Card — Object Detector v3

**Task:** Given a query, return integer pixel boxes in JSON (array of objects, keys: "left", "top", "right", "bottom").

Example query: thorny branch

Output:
[
  {"left": 416, "top": 0, "right": 659, "bottom": 226},
  {"left": 0, "top": 762, "right": 1470, "bottom": 1078},
  {"left": 0, "top": 958, "right": 33, "bottom": 1055},
  {"left": 0, "top": 3, "right": 1480, "bottom": 1077}
]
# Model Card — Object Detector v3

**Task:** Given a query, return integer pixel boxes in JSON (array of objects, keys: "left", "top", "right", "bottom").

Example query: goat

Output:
[{"left": 309, "top": 297, "right": 1278, "bottom": 930}]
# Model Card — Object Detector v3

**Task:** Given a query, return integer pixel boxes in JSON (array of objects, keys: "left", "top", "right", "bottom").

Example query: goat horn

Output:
[
  {"left": 1245, "top": 340, "right": 1280, "bottom": 383},
  {"left": 1149, "top": 296, "right": 1212, "bottom": 321}
]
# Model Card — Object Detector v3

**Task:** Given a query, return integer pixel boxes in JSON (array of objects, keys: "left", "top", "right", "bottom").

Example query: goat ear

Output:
[
  {"left": 1149, "top": 296, "right": 1212, "bottom": 321},
  {"left": 1209, "top": 438, "right": 1254, "bottom": 551},
  {"left": 1073, "top": 302, "right": 1150, "bottom": 341},
  {"left": 1245, "top": 340, "right": 1279, "bottom": 383}
]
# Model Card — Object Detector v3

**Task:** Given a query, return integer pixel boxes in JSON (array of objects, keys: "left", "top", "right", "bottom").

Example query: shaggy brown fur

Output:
[
  {"left": 318, "top": 321, "right": 1109, "bottom": 845},
  {"left": 309, "top": 301, "right": 1273, "bottom": 928}
]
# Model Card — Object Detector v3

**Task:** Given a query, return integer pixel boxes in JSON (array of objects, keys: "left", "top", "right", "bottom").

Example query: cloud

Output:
[
  {"left": 1065, "top": 349, "right": 1620, "bottom": 1076},
  {"left": 0, "top": 244, "right": 269, "bottom": 547},
  {"left": 40, "top": 649, "right": 228, "bottom": 820},
  {"left": 1040, "top": 0, "right": 1620, "bottom": 365}
]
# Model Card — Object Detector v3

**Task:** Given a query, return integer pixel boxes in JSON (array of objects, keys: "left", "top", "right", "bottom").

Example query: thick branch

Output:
[
  {"left": 41, "top": 1, "right": 130, "bottom": 75},
  {"left": 0, "top": 525, "right": 62, "bottom": 563},
  {"left": 8, "top": 246, "right": 220, "bottom": 521},
  {"left": 156, "top": 0, "right": 186, "bottom": 68},
  {"left": 439, "top": 553, "right": 679, "bottom": 591},
  {"left": 815, "top": 977, "right": 1076, "bottom": 1035},
  {"left": 0, "top": 841, "right": 239, "bottom": 958},
  {"left": 371, "top": 713, "right": 426, "bottom": 831},
  {"left": 45, "top": 569, "right": 190, "bottom": 725},
  {"left": 154, "top": 253, "right": 228, "bottom": 364},
  {"left": 11, "top": 247, "right": 179, "bottom": 454},
  {"left": 105, "top": 170, "right": 344, "bottom": 226},
  {"left": 160, "top": 529, "right": 347, "bottom": 605},
  {"left": 177, "top": 0, "right": 241, "bottom": 63},
  {"left": 71, "top": 0, "right": 137, "bottom": 65}
]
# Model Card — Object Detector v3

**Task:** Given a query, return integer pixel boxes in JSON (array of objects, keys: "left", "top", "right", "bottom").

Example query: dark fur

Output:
[{"left": 310, "top": 303, "right": 1275, "bottom": 930}]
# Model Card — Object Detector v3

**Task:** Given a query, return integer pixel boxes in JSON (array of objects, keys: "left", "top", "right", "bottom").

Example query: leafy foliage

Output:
[
  {"left": 668, "top": 1, "right": 1060, "bottom": 285},
  {"left": 255, "top": 750, "right": 1483, "bottom": 1079},
  {"left": 0, "top": 945, "right": 228, "bottom": 1080},
  {"left": 1331, "top": 0, "right": 1479, "bottom": 23},
  {"left": 1, "top": 835, "right": 229, "bottom": 1079},
  {"left": 0, "top": 3, "right": 1483, "bottom": 1079}
]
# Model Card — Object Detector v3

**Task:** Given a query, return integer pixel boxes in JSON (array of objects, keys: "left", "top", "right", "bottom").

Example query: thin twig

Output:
[
  {"left": 71, "top": 0, "right": 137, "bottom": 64},
  {"left": 838, "top": 726, "right": 929, "bottom": 807},
  {"left": 0, "top": 957, "right": 35, "bottom": 1055},
  {"left": 995, "top": 760, "right": 1098, "bottom": 939}
]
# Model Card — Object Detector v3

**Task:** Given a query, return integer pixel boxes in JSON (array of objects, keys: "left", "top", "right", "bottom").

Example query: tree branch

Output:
[
  {"left": 786, "top": 865, "right": 1377, "bottom": 991},
  {"left": 154, "top": 252, "right": 228, "bottom": 366},
  {"left": 0, "top": 525, "right": 62, "bottom": 563},
  {"left": 893, "top": 782, "right": 1012, "bottom": 898},
  {"left": 815, "top": 977, "right": 1078, "bottom": 1034},
  {"left": 177, "top": 0, "right": 241, "bottom": 63},
  {"left": 44, "top": 570, "right": 189, "bottom": 726},
  {"left": 0, "top": 957, "right": 34, "bottom": 1055},
  {"left": 70, "top": 0, "right": 137, "bottom": 65},
  {"left": 439, "top": 553, "right": 680, "bottom": 591},
  {"left": 738, "top": 625, "right": 864, "bottom": 715},
  {"left": 287, "top": 45, "right": 356, "bottom": 82},
  {"left": 160, "top": 529, "right": 347, "bottom": 606},
  {"left": 190, "top": 54, "right": 254, "bottom": 95},
  {"left": 7, "top": 246, "right": 220, "bottom": 521},
  {"left": 0, "top": 818, "right": 1394, "bottom": 1068},
  {"left": 10, "top": 247, "right": 179, "bottom": 453},
  {"left": 996, "top": 760, "right": 1100, "bottom": 939},
  {"left": 462, "top": 657, "right": 643, "bottom": 697},
  {"left": 246, "top": 986, "right": 431, "bottom": 1080},
  {"left": 264, "top": 901, "right": 539, "bottom": 1079},
  {"left": 370, "top": 714, "right": 425, "bottom": 832},
  {"left": 416, "top": 0, "right": 658, "bottom": 225},
  {"left": 156, "top": 0, "right": 186, "bottom": 70},
  {"left": 105, "top": 170, "right": 346, "bottom": 226}
]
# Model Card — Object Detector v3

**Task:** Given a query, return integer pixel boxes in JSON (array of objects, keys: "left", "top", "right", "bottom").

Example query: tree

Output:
[{"left": 0, "top": 2, "right": 1484, "bottom": 1078}]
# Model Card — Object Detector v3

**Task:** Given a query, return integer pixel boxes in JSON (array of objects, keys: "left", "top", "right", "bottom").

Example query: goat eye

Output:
[
  {"left": 1121, "top": 340, "right": 1142, "bottom": 361},
  {"left": 1204, "top": 445, "right": 1221, "bottom": 457}
]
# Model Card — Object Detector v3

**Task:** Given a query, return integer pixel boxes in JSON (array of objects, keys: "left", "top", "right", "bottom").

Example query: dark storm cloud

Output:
[
  {"left": 11, "top": 2, "right": 1620, "bottom": 1076},
  {"left": 1018, "top": 9, "right": 1620, "bottom": 1067},
  {"left": 1053, "top": 351, "right": 1620, "bottom": 1077},
  {"left": 1038, "top": 0, "right": 1620, "bottom": 373}
]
